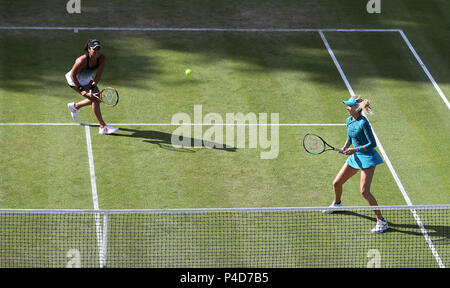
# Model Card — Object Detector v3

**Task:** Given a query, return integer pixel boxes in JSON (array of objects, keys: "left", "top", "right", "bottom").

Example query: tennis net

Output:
[{"left": 0, "top": 205, "right": 448, "bottom": 268}]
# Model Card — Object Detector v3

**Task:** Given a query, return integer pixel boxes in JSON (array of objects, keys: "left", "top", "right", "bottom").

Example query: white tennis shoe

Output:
[
  {"left": 322, "top": 201, "right": 342, "bottom": 214},
  {"left": 99, "top": 125, "right": 119, "bottom": 135},
  {"left": 67, "top": 102, "right": 79, "bottom": 122},
  {"left": 371, "top": 219, "right": 389, "bottom": 234}
]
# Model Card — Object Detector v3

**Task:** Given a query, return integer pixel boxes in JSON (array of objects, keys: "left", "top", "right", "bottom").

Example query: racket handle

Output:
[
  {"left": 334, "top": 148, "right": 342, "bottom": 153},
  {"left": 91, "top": 93, "right": 102, "bottom": 102}
]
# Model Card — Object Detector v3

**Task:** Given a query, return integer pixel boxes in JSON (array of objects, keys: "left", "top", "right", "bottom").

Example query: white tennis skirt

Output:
[{"left": 65, "top": 71, "right": 93, "bottom": 87}]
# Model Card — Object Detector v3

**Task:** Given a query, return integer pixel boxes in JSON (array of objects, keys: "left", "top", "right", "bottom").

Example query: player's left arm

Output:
[
  {"left": 92, "top": 55, "right": 106, "bottom": 87},
  {"left": 358, "top": 120, "right": 377, "bottom": 152}
]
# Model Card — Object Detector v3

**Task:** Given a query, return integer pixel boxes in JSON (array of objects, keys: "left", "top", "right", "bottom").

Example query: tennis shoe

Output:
[
  {"left": 67, "top": 102, "right": 79, "bottom": 122},
  {"left": 99, "top": 125, "right": 119, "bottom": 135},
  {"left": 322, "top": 201, "right": 342, "bottom": 214},
  {"left": 371, "top": 219, "right": 389, "bottom": 234}
]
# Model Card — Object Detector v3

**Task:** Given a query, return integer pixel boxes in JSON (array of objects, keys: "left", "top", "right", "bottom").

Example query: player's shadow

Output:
[
  {"left": 333, "top": 211, "right": 449, "bottom": 241},
  {"left": 112, "top": 127, "right": 237, "bottom": 153}
]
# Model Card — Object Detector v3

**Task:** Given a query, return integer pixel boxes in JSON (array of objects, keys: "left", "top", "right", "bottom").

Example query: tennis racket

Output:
[
  {"left": 91, "top": 87, "right": 119, "bottom": 107},
  {"left": 302, "top": 133, "right": 342, "bottom": 155}
]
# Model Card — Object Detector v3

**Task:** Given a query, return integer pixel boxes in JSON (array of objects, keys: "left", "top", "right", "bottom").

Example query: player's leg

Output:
[
  {"left": 67, "top": 83, "right": 117, "bottom": 134},
  {"left": 360, "top": 166, "right": 388, "bottom": 233},
  {"left": 333, "top": 163, "right": 358, "bottom": 203},
  {"left": 323, "top": 163, "right": 358, "bottom": 214},
  {"left": 88, "top": 84, "right": 119, "bottom": 134},
  {"left": 73, "top": 83, "right": 107, "bottom": 126},
  {"left": 67, "top": 83, "right": 105, "bottom": 126},
  {"left": 360, "top": 166, "right": 381, "bottom": 218},
  {"left": 87, "top": 84, "right": 107, "bottom": 127},
  {"left": 67, "top": 85, "right": 88, "bottom": 122}
]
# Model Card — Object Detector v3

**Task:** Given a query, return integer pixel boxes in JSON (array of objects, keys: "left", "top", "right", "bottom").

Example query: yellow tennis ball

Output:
[{"left": 185, "top": 69, "right": 192, "bottom": 76}]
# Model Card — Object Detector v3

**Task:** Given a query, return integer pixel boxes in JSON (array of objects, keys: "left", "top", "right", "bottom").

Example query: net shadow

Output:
[{"left": 334, "top": 210, "right": 450, "bottom": 240}]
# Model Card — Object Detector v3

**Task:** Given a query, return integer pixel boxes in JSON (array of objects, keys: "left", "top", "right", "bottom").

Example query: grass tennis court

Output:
[{"left": 0, "top": 0, "right": 449, "bottom": 268}]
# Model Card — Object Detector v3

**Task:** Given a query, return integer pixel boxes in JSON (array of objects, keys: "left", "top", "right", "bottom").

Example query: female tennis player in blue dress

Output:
[
  {"left": 66, "top": 39, "right": 118, "bottom": 134},
  {"left": 323, "top": 96, "right": 388, "bottom": 233}
]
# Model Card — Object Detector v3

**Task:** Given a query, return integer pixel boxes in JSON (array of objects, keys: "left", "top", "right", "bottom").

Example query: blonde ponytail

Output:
[
  {"left": 360, "top": 99, "right": 373, "bottom": 115},
  {"left": 352, "top": 95, "right": 373, "bottom": 115}
]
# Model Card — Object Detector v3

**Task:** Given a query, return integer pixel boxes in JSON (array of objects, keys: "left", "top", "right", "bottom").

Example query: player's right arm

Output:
[
  {"left": 340, "top": 117, "right": 351, "bottom": 153},
  {"left": 340, "top": 140, "right": 351, "bottom": 154},
  {"left": 70, "top": 55, "right": 91, "bottom": 97}
]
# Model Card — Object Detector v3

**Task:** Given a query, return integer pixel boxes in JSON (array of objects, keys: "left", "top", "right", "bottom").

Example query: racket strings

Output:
[
  {"left": 303, "top": 135, "right": 325, "bottom": 154},
  {"left": 101, "top": 89, "right": 118, "bottom": 105}
]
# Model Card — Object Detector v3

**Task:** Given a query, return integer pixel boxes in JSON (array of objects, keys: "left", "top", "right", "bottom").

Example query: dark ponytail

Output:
[{"left": 83, "top": 39, "right": 93, "bottom": 52}]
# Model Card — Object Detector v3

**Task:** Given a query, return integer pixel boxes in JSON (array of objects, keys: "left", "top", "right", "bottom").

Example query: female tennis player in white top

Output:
[{"left": 66, "top": 39, "right": 118, "bottom": 134}]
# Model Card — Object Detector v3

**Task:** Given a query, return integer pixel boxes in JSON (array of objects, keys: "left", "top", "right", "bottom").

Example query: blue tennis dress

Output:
[{"left": 346, "top": 115, "right": 383, "bottom": 169}]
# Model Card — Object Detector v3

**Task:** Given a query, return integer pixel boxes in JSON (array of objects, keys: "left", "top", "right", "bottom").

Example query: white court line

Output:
[
  {"left": 84, "top": 125, "right": 99, "bottom": 210},
  {"left": 398, "top": 30, "right": 450, "bottom": 110},
  {"left": 84, "top": 125, "right": 106, "bottom": 268},
  {"left": 110, "top": 123, "right": 346, "bottom": 126},
  {"left": 0, "top": 122, "right": 346, "bottom": 126},
  {"left": 0, "top": 26, "right": 401, "bottom": 32},
  {"left": 0, "top": 123, "right": 80, "bottom": 126},
  {"left": 319, "top": 30, "right": 445, "bottom": 268}
]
